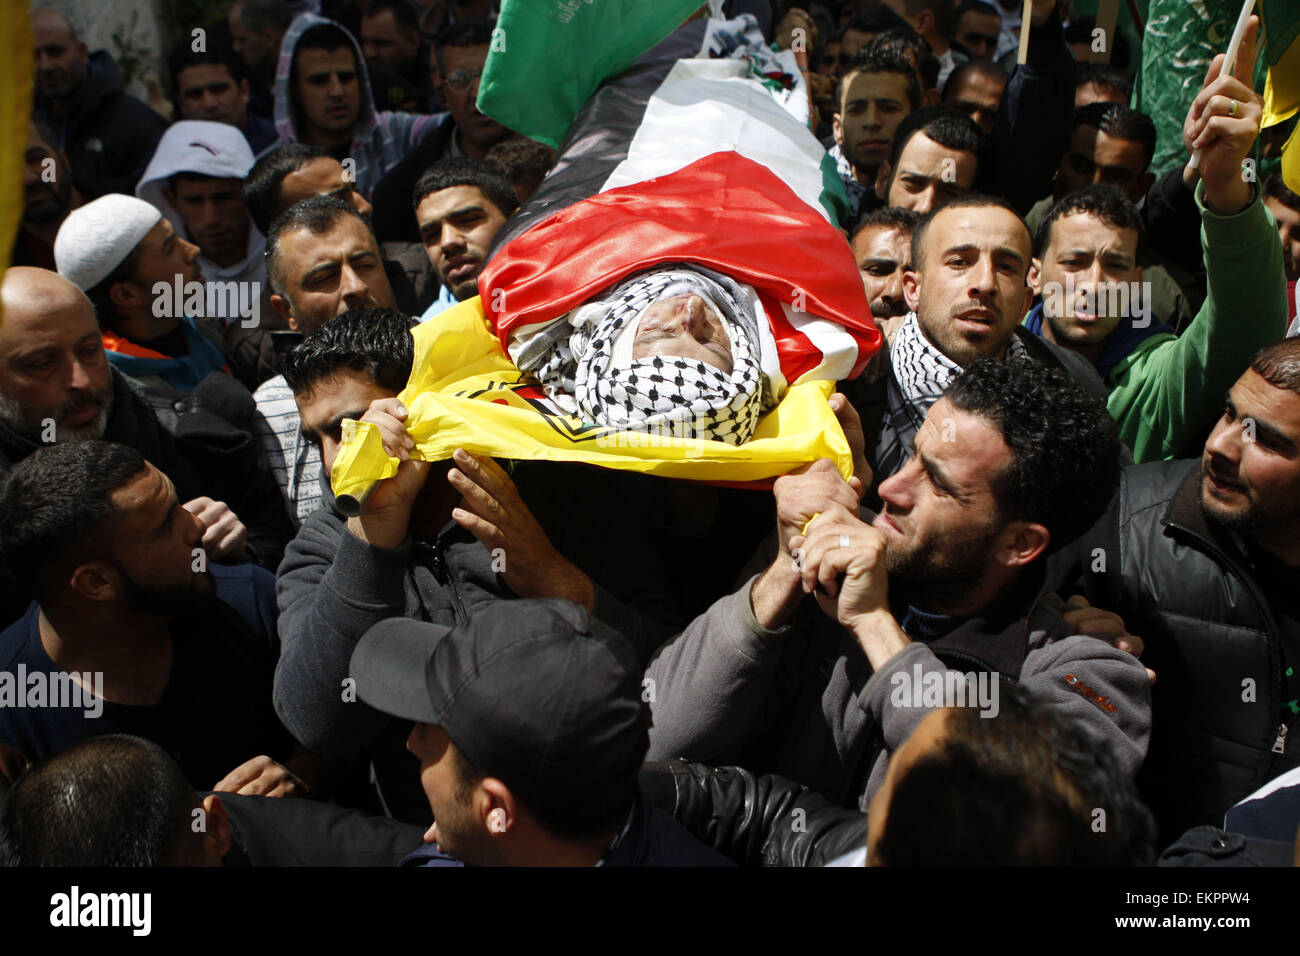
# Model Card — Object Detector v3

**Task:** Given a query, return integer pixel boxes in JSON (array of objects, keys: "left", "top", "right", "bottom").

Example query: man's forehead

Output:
[
  {"left": 419, "top": 184, "right": 491, "bottom": 220},
  {"left": 109, "top": 463, "right": 168, "bottom": 515},
  {"left": 843, "top": 70, "right": 908, "bottom": 102},
  {"left": 442, "top": 44, "right": 489, "bottom": 70},
  {"left": 284, "top": 218, "right": 376, "bottom": 262},
  {"left": 298, "top": 46, "right": 357, "bottom": 73},
  {"left": 284, "top": 158, "right": 347, "bottom": 199},
  {"left": 1092, "top": 130, "right": 1147, "bottom": 169},
  {"left": 853, "top": 225, "right": 911, "bottom": 258},
  {"left": 926, "top": 204, "right": 1028, "bottom": 253},
  {"left": 32, "top": 10, "right": 75, "bottom": 43},
  {"left": 299, "top": 368, "right": 390, "bottom": 418},
  {"left": 919, "top": 400, "right": 1010, "bottom": 472},
  {"left": 1048, "top": 210, "right": 1139, "bottom": 251},
  {"left": 179, "top": 63, "right": 234, "bottom": 86},
  {"left": 1231, "top": 370, "right": 1300, "bottom": 434}
]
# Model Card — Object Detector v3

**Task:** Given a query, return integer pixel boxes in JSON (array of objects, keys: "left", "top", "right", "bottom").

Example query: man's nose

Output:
[
  {"left": 181, "top": 238, "right": 201, "bottom": 262},
  {"left": 1205, "top": 416, "right": 1242, "bottom": 465},
  {"left": 441, "top": 223, "right": 466, "bottom": 250},
  {"left": 911, "top": 186, "right": 939, "bottom": 216},
  {"left": 68, "top": 355, "right": 94, "bottom": 391},
  {"left": 339, "top": 263, "right": 369, "bottom": 305},
  {"left": 864, "top": 103, "right": 881, "bottom": 128},
  {"left": 968, "top": 255, "right": 997, "bottom": 295},
  {"left": 351, "top": 190, "right": 373, "bottom": 218},
  {"left": 877, "top": 456, "right": 919, "bottom": 509},
  {"left": 328, "top": 75, "right": 345, "bottom": 97}
]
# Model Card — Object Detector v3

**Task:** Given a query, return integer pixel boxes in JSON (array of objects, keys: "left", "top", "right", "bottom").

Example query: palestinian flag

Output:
[{"left": 330, "top": 10, "right": 878, "bottom": 507}]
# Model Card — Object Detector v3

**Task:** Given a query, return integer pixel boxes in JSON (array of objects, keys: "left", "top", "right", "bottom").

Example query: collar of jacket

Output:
[
  {"left": 1162, "top": 463, "right": 1281, "bottom": 631},
  {"left": 910, "top": 562, "right": 1065, "bottom": 680}
]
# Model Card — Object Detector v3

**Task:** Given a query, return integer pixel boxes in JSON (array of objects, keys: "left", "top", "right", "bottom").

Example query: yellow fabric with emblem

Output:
[{"left": 330, "top": 297, "right": 853, "bottom": 504}]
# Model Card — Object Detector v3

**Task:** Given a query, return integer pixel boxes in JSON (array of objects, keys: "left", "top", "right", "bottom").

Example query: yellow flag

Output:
[
  {"left": 1262, "top": 5, "right": 1300, "bottom": 193},
  {"left": 330, "top": 298, "right": 853, "bottom": 510},
  {"left": 0, "top": 1, "right": 34, "bottom": 327}
]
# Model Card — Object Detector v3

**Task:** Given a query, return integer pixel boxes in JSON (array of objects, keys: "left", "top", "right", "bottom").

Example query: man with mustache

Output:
[
  {"left": 1051, "top": 337, "right": 1300, "bottom": 844},
  {"left": 12, "top": 119, "right": 81, "bottom": 271},
  {"left": 846, "top": 193, "right": 1105, "bottom": 499},
  {"left": 0, "top": 268, "right": 292, "bottom": 622}
]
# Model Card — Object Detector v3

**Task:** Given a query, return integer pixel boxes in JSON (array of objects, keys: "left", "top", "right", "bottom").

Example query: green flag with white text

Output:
[{"left": 477, "top": 0, "right": 707, "bottom": 148}]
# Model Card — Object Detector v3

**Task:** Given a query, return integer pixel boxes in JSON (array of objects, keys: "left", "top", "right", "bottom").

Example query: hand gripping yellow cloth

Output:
[{"left": 329, "top": 298, "right": 853, "bottom": 514}]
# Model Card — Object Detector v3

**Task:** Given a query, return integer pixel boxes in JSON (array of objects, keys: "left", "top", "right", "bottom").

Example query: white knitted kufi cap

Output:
[{"left": 54, "top": 194, "right": 163, "bottom": 291}]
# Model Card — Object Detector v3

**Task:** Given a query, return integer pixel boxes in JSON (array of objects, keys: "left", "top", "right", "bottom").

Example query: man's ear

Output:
[
  {"left": 902, "top": 266, "right": 921, "bottom": 313},
  {"left": 270, "top": 293, "right": 297, "bottom": 331},
  {"left": 875, "top": 160, "right": 892, "bottom": 201},
  {"left": 238, "top": 78, "right": 251, "bottom": 105},
  {"left": 477, "top": 776, "right": 518, "bottom": 837},
  {"left": 995, "top": 521, "right": 1049, "bottom": 569},
  {"left": 199, "top": 794, "right": 232, "bottom": 866},
  {"left": 1027, "top": 257, "right": 1043, "bottom": 296},
  {"left": 108, "top": 280, "right": 145, "bottom": 313},
  {"left": 832, "top": 111, "right": 844, "bottom": 147},
  {"left": 68, "top": 562, "right": 119, "bottom": 602}
]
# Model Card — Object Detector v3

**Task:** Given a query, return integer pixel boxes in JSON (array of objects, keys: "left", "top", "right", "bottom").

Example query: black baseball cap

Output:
[{"left": 349, "top": 599, "right": 651, "bottom": 798}]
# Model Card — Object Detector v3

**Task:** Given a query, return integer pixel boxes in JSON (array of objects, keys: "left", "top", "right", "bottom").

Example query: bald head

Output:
[{"left": 0, "top": 267, "right": 111, "bottom": 444}]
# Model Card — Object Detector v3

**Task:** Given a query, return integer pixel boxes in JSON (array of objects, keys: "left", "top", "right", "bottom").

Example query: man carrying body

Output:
[
  {"left": 643, "top": 359, "right": 1150, "bottom": 810},
  {"left": 351, "top": 599, "right": 730, "bottom": 866}
]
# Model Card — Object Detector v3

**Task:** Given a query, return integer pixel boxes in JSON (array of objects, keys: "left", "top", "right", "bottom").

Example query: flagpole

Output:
[
  {"left": 1189, "top": 0, "right": 1255, "bottom": 170},
  {"left": 1017, "top": 0, "right": 1032, "bottom": 65}
]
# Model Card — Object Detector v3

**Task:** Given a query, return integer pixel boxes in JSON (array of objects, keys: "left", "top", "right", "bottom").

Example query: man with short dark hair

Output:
[
  {"left": 0, "top": 267, "right": 295, "bottom": 592},
  {"left": 874, "top": 106, "right": 983, "bottom": 214},
  {"left": 1052, "top": 103, "right": 1156, "bottom": 206},
  {"left": 351, "top": 599, "right": 730, "bottom": 865},
  {"left": 272, "top": 14, "right": 441, "bottom": 200},
  {"left": 12, "top": 118, "right": 81, "bottom": 270},
  {"left": 881, "top": 0, "right": 964, "bottom": 88},
  {"left": 360, "top": 0, "right": 437, "bottom": 112},
  {"left": 0, "top": 734, "right": 424, "bottom": 866},
  {"left": 0, "top": 441, "right": 305, "bottom": 792},
  {"left": 229, "top": 0, "right": 293, "bottom": 118},
  {"left": 1051, "top": 338, "right": 1300, "bottom": 841},
  {"left": 31, "top": 5, "right": 168, "bottom": 200},
  {"left": 484, "top": 137, "right": 556, "bottom": 206},
  {"left": 254, "top": 198, "right": 398, "bottom": 523},
  {"left": 1264, "top": 172, "right": 1300, "bottom": 286},
  {"left": 830, "top": 49, "right": 921, "bottom": 220},
  {"left": 245, "top": 143, "right": 436, "bottom": 323},
  {"left": 412, "top": 157, "right": 517, "bottom": 319},
  {"left": 846, "top": 194, "right": 1106, "bottom": 491},
  {"left": 1026, "top": 180, "right": 1284, "bottom": 462},
  {"left": 369, "top": 18, "right": 518, "bottom": 244},
  {"left": 952, "top": 0, "right": 1008, "bottom": 61},
  {"left": 644, "top": 359, "right": 1150, "bottom": 811},
  {"left": 169, "top": 42, "right": 279, "bottom": 155},
  {"left": 940, "top": 59, "right": 1006, "bottom": 133},
  {"left": 646, "top": 687, "right": 1157, "bottom": 866},
  {"left": 1074, "top": 62, "right": 1133, "bottom": 110},
  {"left": 850, "top": 206, "right": 918, "bottom": 325}
]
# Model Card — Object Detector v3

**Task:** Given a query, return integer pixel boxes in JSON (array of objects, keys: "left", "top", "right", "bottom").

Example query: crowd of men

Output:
[{"left": 1, "top": 0, "right": 1299, "bottom": 869}]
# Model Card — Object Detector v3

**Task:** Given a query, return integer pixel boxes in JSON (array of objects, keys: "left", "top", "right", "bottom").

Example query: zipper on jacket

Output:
[
  {"left": 1273, "top": 723, "right": 1288, "bottom": 754},
  {"left": 427, "top": 537, "right": 469, "bottom": 624}
]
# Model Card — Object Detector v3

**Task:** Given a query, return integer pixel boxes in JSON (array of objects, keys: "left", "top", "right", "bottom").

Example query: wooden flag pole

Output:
[
  {"left": 1017, "top": 0, "right": 1032, "bottom": 64},
  {"left": 1091, "top": 0, "right": 1120, "bottom": 64}
]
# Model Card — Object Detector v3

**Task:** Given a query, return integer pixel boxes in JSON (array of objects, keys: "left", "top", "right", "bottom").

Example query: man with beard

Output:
[
  {"left": 1050, "top": 338, "right": 1300, "bottom": 842},
  {"left": 0, "top": 268, "right": 295, "bottom": 615},
  {"left": 643, "top": 359, "right": 1151, "bottom": 810},
  {"left": 12, "top": 119, "right": 81, "bottom": 270},
  {"left": 850, "top": 207, "right": 917, "bottom": 338},
  {"left": 0, "top": 442, "right": 305, "bottom": 793}
]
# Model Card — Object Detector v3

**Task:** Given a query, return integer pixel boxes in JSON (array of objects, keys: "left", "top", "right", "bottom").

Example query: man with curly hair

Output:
[{"left": 643, "top": 358, "right": 1152, "bottom": 812}]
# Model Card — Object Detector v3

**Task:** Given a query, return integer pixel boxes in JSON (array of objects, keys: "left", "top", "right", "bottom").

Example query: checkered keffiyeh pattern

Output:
[{"left": 527, "top": 265, "right": 768, "bottom": 445}]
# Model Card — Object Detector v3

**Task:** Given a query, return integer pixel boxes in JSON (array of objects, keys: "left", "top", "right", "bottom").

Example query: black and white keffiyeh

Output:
[
  {"left": 890, "top": 312, "right": 1028, "bottom": 430},
  {"left": 520, "top": 265, "right": 772, "bottom": 445}
]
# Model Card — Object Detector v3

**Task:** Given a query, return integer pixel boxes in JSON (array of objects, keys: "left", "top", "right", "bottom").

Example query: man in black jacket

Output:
[
  {"left": 31, "top": 6, "right": 168, "bottom": 200},
  {"left": 1050, "top": 337, "right": 1300, "bottom": 843},
  {"left": 0, "top": 267, "right": 293, "bottom": 625}
]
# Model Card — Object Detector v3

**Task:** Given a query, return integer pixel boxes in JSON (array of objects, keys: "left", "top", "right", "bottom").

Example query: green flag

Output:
[
  {"left": 1138, "top": 0, "right": 1247, "bottom": 176},
  {"left": 477, "top": 0, "right": 706, "bottom": 148}
]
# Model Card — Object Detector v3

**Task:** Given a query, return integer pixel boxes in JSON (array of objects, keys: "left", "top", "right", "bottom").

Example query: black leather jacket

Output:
[
  {"left": 639, "top": 760, "right": 864, "bottom": 867},
  {"left": 1050, "top": 458, "right": 1300, "bottom": 842}
]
